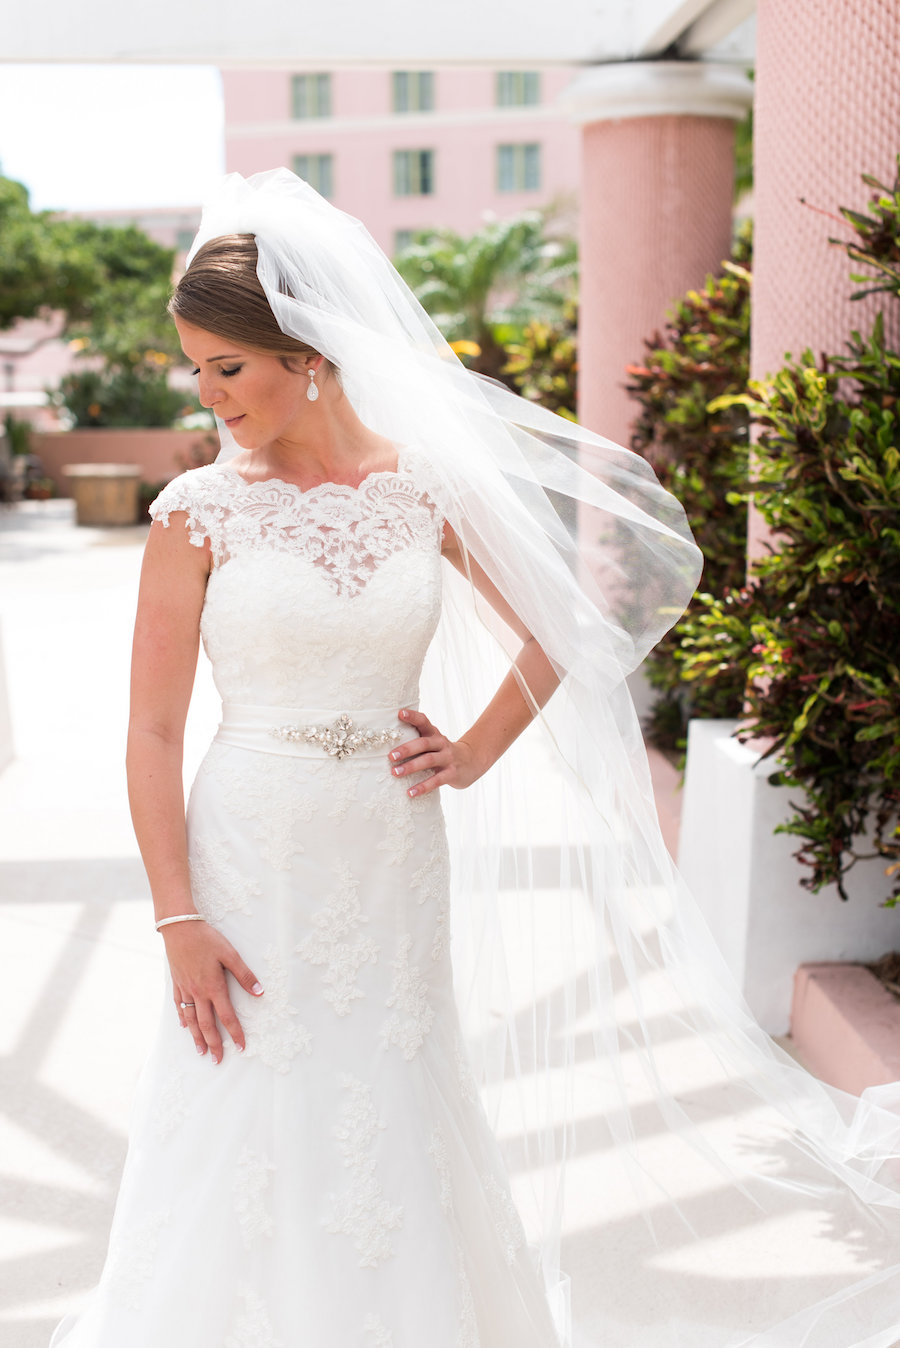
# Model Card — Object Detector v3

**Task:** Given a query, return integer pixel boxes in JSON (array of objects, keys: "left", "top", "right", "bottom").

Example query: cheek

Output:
[{"left": 249, "top": 375, "right": 305, "bottom": 422}]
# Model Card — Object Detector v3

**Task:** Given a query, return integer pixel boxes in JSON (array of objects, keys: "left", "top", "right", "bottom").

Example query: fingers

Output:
[
  {"left": 398, "top": 707, "right": 435, "bottom": 736},
  {"left": 171, "top": 946, "right": 264, "bottom": 1064},
  {"left": 195, "top": 998, "right": 225, "bottom": 1064},
  {"left": 390, "top": 734, "right": 444, "bottom": 770}
]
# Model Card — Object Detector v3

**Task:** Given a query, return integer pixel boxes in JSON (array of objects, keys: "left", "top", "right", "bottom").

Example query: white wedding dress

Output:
[{"left": 49, "top": 448, "right": 563, "bottom": 1348}]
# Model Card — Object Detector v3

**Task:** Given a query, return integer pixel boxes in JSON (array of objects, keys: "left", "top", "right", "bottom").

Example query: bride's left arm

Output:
[{"left": 389, "top": 521, "right": 561, "bottom": 798}]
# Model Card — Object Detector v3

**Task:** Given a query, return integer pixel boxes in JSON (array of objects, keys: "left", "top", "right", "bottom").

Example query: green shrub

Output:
[
  {"left": 679, "top": 159, "right": 900, "bottom": 905},
  {"left": 501, "top": 296, "right": 578, "bottom": 421},
  {"left": 625, "top": 219, "right": 752, "bottom": 751},
  {"left": 52, "top": 366, "right": 197, "bottom": 429}
]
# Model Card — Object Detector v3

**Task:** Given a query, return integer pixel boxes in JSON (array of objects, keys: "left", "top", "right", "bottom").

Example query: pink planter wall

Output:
[{"left": 31, "top": 429, "right": 214, "bottom": 495}]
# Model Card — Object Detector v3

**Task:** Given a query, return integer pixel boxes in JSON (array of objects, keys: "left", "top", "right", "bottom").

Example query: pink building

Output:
[{"left": 222, "top": 66, "right": 582, "bottom": 255}]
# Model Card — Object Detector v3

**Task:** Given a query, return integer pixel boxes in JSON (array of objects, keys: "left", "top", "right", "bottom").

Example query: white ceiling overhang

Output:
[{"left": 7, "top": 0, "right": 754, "bottom": 66}]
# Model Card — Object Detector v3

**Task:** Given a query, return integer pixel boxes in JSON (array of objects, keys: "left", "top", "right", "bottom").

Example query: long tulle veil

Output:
[{"left": 189, "top": 168, "right": 900, "bottom": 1348}]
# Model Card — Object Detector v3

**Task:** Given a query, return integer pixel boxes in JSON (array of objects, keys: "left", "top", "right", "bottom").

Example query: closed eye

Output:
[{"left": 190, "top": 365, "right": 242, "bottom": 377}]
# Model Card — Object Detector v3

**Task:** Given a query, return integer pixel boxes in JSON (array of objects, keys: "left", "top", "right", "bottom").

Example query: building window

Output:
[
  {"left": 393, "top": 149, "right": 435, "bottom": 196},
  {"left": 497, "top": 143, "right": 541, "bottom": 192},
  {"left": 291, "top": 73, "right": 331, "bottom": 119},
  {"left": 496, "top": 71, "right": 541, "bottom": 107},
  {"left": 392, "top": 71, "right": 435, "bottom": 113},
  {"left": 394, "top": 229, "right": 415, "bottom": 255},
  {"left": 293, "top": 153, "right": 334, "bottom": 198}
]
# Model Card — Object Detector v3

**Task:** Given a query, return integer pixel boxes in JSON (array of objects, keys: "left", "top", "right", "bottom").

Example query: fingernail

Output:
[
  {"left": 392, "top": 766, "right": 403, "bottom": 775},
  {"left": 251, "top": 982, "right": 264, "bottom": 995},
  {"left": 408, "top": 787, "right": 418, "bottom": 797},
  {"left": 235, "top": 1043, "right": 244, "bottom": 1053},
  {"left": 399, "top": 709, "right": 407, "bottom": 719},
  {"left": 390, "top": 750, "right": 401, "bottom": 761},
  {"left": 196, "top": 1044, "right": 205, "bottom": 1055}
]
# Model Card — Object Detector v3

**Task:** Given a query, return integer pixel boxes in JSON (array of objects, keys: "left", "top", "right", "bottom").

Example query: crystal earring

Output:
[{"left": 306, "top": 366, "right": 319, "bottom": 402}]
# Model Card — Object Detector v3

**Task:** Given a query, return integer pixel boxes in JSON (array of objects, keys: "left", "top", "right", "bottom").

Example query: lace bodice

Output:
[{"left": 148, "top": 450, "right": 445, "bottom": 708}]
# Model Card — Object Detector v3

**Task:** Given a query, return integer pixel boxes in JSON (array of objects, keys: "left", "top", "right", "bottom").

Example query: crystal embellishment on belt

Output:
[{"left": 269, "top": 712, "right": 405, "bottom": 760}]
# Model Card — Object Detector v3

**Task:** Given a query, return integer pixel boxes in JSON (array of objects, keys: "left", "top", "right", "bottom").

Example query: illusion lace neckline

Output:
[{"left": 215, "top": 446, "right": 413, "bottom": 502}]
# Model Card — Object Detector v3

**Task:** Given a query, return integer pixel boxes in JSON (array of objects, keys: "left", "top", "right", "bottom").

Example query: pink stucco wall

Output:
[
  {"left": 749, "top": 0, "right": 900, "bottom": 560},
  {"left": 578, "top": 112, "right": 737, "bottom": 448},
  {"left": 222, "top": 67, "right": 581, "bottom": 252}
]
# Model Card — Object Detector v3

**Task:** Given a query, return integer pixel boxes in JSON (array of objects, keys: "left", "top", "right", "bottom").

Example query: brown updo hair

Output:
[{"left": 168, "top": 233, "right": 336, "bottom": 381}]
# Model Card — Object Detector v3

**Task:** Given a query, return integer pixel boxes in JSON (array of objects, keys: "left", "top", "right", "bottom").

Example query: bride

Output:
[{"left": 50, "top": 168, "right": 900, "bottom": 1348}]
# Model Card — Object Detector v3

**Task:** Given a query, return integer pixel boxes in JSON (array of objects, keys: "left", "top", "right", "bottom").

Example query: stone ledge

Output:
[{"left": 790, "top": 962, "right": 900, "bottom": 1096}]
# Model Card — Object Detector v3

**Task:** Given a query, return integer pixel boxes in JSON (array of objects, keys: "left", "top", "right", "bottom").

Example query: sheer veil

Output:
[{"left": 187, "top": 168, "right": 900, "bottom": 1348}]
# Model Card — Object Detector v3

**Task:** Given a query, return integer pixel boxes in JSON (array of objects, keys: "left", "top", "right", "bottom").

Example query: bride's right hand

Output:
[{"left": 160, "top": 921, "right": 264, "bottom": 1064}]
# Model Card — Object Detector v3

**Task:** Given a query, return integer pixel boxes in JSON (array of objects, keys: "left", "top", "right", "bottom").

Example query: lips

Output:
[{"left": 224, "top": 415, "right": 245, "bottom": 427}]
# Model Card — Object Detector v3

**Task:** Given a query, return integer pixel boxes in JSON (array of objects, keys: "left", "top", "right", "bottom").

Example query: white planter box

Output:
[{"left": 677, "top": 719, "right": 898, "bottom": 1034}]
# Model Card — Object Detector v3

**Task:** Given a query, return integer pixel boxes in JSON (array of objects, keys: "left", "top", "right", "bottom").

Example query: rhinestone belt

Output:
[{"left": 269, "top": 711, "right": 406, "bottom": 760}]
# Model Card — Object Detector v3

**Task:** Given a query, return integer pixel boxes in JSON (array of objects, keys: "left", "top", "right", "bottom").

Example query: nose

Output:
[{"left": 196, "top": 372, "right": 225, "bottom": 409}]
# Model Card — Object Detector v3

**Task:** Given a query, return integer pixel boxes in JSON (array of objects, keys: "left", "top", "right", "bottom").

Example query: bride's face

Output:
[{"left": 174, "top": 317, "right": 318, "bottom": 448}]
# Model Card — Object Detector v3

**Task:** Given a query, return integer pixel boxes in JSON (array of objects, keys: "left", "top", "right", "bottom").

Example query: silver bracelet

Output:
[{"left": 155, "top": 913, "right": 206, "bottom": 932}]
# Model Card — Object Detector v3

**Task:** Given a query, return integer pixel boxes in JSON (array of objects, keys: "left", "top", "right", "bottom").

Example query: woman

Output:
[{"left": 52, "top": 169, "right": 900, "bottom": 1348}]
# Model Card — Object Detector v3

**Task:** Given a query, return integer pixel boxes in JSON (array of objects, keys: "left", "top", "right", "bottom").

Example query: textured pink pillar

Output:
[
  {"left": 578, "top": 113, "right": 738, "bottom": 447},
  {"left": 750, "top": 0, "right": 900, "bottom": 560}
]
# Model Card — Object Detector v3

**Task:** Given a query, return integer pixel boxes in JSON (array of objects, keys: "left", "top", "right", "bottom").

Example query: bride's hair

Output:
[{"left": 168, "top": 233, "right": 336, "bottom": 379}]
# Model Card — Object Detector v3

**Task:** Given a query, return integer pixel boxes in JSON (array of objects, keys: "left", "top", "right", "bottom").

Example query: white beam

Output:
[
  {"left": 631, "top": 0, "right": 720, "bottom": 57},
  {"left": 6, "top": 0, "right": 753, "bottom": 65},
  {"left": 681, "top": 0, "right": 756, "bottom": 55}
]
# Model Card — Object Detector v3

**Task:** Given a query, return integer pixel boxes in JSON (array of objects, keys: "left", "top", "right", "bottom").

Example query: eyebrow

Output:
[{"left": 185, "top": 354, "right": 243, "bottom": 363}]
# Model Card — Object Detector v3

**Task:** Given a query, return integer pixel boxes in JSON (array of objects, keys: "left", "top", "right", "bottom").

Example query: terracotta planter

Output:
[{"left": 61, "top": 463, "right": 142, "bottom": 526}]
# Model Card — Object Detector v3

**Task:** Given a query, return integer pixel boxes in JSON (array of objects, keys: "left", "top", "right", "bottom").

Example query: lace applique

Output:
[
  {"left": 482, "top": 1172, "right": 528, "bottom": 1266},
  {"left": 104, "top": 1209, "right": 170, "bottom": 1310},
  {"left": 380, "top": 934, "right": 435, "bottom": 1060},
  {"left": 153, "top": 1072, "right": 188, "bottom": 1142},
  {"left": 409, "top": 819, "right": 452, "bottom": 962},
  {"left": 188, "top": 834, "right": 261, "bottom": 923},
  {"left": 456, "top": 1247, "right": 481, "bottom": 1348},
  {"left": 304, "top": 753, "right": 365, "bottom": 821},
  {"left": 150, "top": 459, "right": 444, "bottom": 588},
  {"left": 295, "top": 858, "right": 379, "bottom": 1016},
  {"left": 233, "top": 1147, "right": 276, "bottom": 1247},
  {"left": 225, "top": 1283, "right": 282, "bottom": 1348},
  {"left": 363, "top": 1313, "right": 395, "bottom": 1347},
  {"left": 364, "top": 767, "right": 433, "bottom": 866},
  {"left": 204, "top": 745, "right": 317, "bottom": 872},
  {"left": 324, "top": 1074, "right": 404, "bottom": 1267},
  {"left": 454, "top": 1032, "right": 481, "bottom": 1105},
  {"left": 241, "top": 947, "right": 313, "bottom": 1073},
  {"left": 428, "top": 1125, "right": 454, "bottom": 1216}
]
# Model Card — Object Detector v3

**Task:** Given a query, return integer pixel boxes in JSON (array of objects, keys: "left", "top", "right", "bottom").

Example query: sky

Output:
[{"left": 0, "top": 64, "right": 225, "bottom": 213}]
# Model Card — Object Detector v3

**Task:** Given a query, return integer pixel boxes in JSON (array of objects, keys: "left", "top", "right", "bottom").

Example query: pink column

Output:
[
  {"left": 562, "top": 62, "right": 752, "bottom": 447},
  {"left": 750, "top": 0, "right": 900, "bottom": 558}
]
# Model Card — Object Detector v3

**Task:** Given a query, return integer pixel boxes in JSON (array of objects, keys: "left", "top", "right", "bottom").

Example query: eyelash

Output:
[{"left": 190, "top": 365, "right": 242, "bottom": 377}]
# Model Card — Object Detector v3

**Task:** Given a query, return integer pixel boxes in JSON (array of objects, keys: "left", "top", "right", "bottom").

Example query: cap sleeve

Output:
[{"left": 148, "top": 468, "right": 221, "bottom": 554}]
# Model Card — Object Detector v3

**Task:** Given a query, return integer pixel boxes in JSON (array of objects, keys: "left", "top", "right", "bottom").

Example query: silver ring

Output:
[{"left": 179, "top": 1001, "right": 196, "bottom": 1009}]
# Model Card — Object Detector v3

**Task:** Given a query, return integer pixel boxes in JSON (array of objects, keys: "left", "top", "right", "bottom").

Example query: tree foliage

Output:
[
  {"left": 394, "top": 208, "right": 577, "bottom": 385},
  {"left": 0, "top": 173, "right": 197, "bottom": 427}
]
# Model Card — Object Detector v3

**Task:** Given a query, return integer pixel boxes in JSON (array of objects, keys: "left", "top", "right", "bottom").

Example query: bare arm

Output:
[
  {"left": 388, "top": 520, "right": 561, "bottom": 795},
  {"left": 127, "top": 513, "right": 263, "bottom": 1061}
]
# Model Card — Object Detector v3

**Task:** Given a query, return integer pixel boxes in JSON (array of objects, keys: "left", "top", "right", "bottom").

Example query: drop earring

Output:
[{"left": 306, "top": 366, "right": 319, "bottom": 402}]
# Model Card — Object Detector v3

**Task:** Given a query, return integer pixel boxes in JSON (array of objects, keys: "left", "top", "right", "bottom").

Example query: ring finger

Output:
[{"left": 180, "top": 1000, "right": 207, "bottom": 1055}]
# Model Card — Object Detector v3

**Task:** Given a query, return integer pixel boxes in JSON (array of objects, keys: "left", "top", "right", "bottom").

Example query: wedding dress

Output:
[
  {"left": 50, "top": 166, "right": 900, "bottom": 1348},
  {"left": 49, "top": 449, "right": 563, "bottom": 1348}
]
